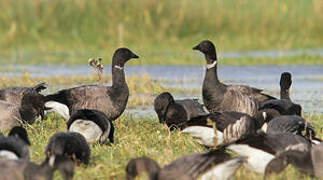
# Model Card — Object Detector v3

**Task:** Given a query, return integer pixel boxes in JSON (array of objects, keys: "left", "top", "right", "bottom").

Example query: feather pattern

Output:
[{"left": 45, "top": 48, "right": 138, "bottom": 121}]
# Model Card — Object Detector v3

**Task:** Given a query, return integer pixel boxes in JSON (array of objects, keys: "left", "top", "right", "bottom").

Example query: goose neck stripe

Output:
[{"left": 206, "top": 61, "right": 217, "bottom": 69}]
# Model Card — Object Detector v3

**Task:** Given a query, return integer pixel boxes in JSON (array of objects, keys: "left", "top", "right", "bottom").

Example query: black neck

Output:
[
  {"left": 203, "top": 57, "right": 224, "bottom": 89},
  {"left": 280, "top": 87, "right": 290, "bottom": 100},
  {"left": 111, "top": 58, "right": 127, "bottom": 88}
]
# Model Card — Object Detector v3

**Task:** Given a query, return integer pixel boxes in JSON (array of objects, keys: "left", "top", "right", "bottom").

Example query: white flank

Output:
[
  {"left": 69, "top": 119, "right": 103, "bottom": 143},
  {"left": 216, "top": 130, "right": 224, "bottom": 144},
  {"left": 181, "top": 126, "right": 215, "bottom": 147},
  {"left": 45, "top": 101, "right": 70, "bottom": 120},
  {"left": 0, "top": 150, "right": 19, "bottom": 160},
  {"left": 261, "top": 123, "right": 268, "bottom": 133},
  {"left": 227, "top": 144, "right": 274, "bottom": 174},
  {"left": 200, "top": 157, "right": 244, "bottom": 180}
]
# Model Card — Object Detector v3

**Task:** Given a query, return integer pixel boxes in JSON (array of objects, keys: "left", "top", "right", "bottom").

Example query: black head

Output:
[
  {"left": 112, "top": 48, "right": 139, "bottom": 67},
  {"left": 8, "top": 126, "right": 31, "bottom": 145},
  {"left": 193, "top": 40, "right": 217, "bottom": 63},
  {"left": 20, "top": 91, "right": 46, "bottom": 124},
  {"left": 153, "top": 92, "right": 175, "bottom": 123},
  {"left": 125, "top": 157, "right": 160, "bottom": 180},
  {"left": 280, "top": 72, "right": 292, "bottom": 90}
]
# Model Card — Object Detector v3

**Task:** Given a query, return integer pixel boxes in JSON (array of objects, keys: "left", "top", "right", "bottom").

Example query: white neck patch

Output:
[
  {"left": 206, "top": 61, "right": 217, "bottom": 69},
  {"left": 49, "top": 155, "right": 56, "bottom": 167},
  {"left": 114, "top": 65, "right": 123, "bottom": 70}
]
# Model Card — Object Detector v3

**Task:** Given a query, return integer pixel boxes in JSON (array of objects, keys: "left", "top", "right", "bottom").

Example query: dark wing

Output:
[
  {"left": 164, "top": 103, "right": 187, "bottom": 129},
  {"left": 220, "top": 86, "right": 259, "bottom": 116},
  {"left": 209, "top": 111, "right": 246, "bottom": 132},
  {"left": 229, "top": 132, "right": 311, "bottom": 155},
  {"left": 0, "top": 136, "right": 30, "bottom": 160},
  {"left": 259, "top": 99, "right": 302, "bottom": 116},
  {"left": 267, "top": 115, "right": 316, "bottom": 139},
  {"left": 159, "top": 149, "right": 231, "bottom": 179},
  {"left": 223, "top": 115, "right": 257, "bottom": 143},
  {"left": 176, "top": 99, "right": 208, "bottom": 119},
  {"left": 265, "top": 150, "right": 313, "bottom": 176},
  {"left": 0, "top": 83, "right": 47, "bottom": 107},
  {"left": 232, "top": 85, "right": 276, "bottom": 102},
  {"left": 45, "top": 85, "right": 112, "bottom": 114}
]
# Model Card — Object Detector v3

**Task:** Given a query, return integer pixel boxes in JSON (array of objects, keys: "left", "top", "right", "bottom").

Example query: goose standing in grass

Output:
[
  {"left": 0, "top": 155, "right": 74, "bottom": 180},
  {"left": 125, "top": 149, "right": 244, "bottom": 180},
  {"left": 181, "top": 109, "right": 278, "bottom": 147},
  {"left": 193, "top": 40, "right": 275, "bottom": 116},
  {"left": 265, "top": 115, "right": 321, "bottom": 144},
  {"left": 259, "top": 72, "right": 302, "bottom": 116},
  {"left": 0, "top": 83, "right": 47, "bottom": 125},
  {"left": 45, "top": 48, "right": 139, "bottom": 121},
  {"left": 67, "top": 109, "right": 114, "bottom": 144},
  {"left": 45, "top": 131, "right": 90, "bottom": 165},
  {"left": 154, "top": 92, "right": 207, "bottom": 129},
  {"left": 0, "top": 126, "right": 30, "bottom": 160},
  {"left": 265, "top": 143, "right": 323, "bottom": 177},
  {"left": 223, "top": 132, "right": 311, "bottom": 174}
]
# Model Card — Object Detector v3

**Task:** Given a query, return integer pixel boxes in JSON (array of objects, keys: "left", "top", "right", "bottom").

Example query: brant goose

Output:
[
  {"left": 265, "top": 115, "right": 321, "bottom": 144},
  {"left": 0, "top": 155, "right": 74, "bottom": 180},
  {"left": 181, "top": 109, "right": 276, "bottom": 147},
  {"left": 0, "top": 126, "right": 30, "bottom": 160},
  {"left": 154, "top": 92, "right": 207, "bottom": 129},
  {"left": 45, "top": 131, "right": 90, "bottom": 165},
  {"left": 265, "top": 143, "right": 323, "bottom": 177},
  {"left": 193, "top": 40, "right": 275, "bottom": 116},
  {"left": 0, "top": 83, "right": 46, "bottom": 125},
  {"left": 224, "top": 132, "right": 311, "bottom": 174},
  {"left": 125, "top": 149, "right": 244, "bottom": 180},
  {"left": 259, "top": 72, "right": 302, "bottom": 116},
  {"left": 67, "top": 109, "right": 114, "bottom": 144},
  {"left": 45, "top": 48, "right": 139, "bottom": 121}
]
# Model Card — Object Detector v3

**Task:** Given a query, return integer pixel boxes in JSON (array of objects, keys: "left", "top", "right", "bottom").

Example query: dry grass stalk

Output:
[{"left": 88, "top": 57, "right": 104, "bottom": 85}]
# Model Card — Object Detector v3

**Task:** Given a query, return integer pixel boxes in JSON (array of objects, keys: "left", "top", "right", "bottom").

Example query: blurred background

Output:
[
  {"left": 0, "top": 0, "right": 322, "bottom": 113},
  {"left": 0, "top": 0, "right": 322, "bottom": 65}
]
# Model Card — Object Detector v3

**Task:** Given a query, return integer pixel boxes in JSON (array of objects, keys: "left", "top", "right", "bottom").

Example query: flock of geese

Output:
[{"left": 0, "top": 40, "right": 322, "bottom": 180}]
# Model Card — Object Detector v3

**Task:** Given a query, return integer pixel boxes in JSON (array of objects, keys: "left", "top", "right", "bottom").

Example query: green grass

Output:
[
  {"left": 0, "top": 0, "right": 322, "bottom": 65},
  {"left": 1, "top": 113, "right": 322, "bottom": 180},
  {"left": 0, "top": 75, "right": 322, "bottom": 179}
]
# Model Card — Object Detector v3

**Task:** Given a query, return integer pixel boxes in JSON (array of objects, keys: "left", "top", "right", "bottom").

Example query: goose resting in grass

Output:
[
  {"left": 0, "top": 126, "right": 30, "bottom": 160},
  {"left": 0, "top": 83, "right": 47, "bottom": 126},
  {"left": 259, "top": 72, "right": 302, "bottom": 116},
  {"left": 45, "top": 131, "right": 90, "bottom": 165},
  {"left": 67, "top": 109, "right": 114, "bottom": 144},
  {"left": 154, "top": 92, "right": 207, "bottom": 129},
  {"left": 265, "top": 143, "right": 323, "bottom": 177},
  {"left": 0, "top": 155, "right": 74, "bottom": 180},
  {"left": 265, "top": 115, "right": 321, "bottom": 144},
  {"left": 125, "top": 149, "right": 244, "bottom": 180},
  {"left": 181, "top": 109, "right": 279, "bottom": 147},
  {"left": 222, "top": 132, "right": 311, "bottom": 174},
  {"left": 193, "top": 40, "right": 275, "bottom": 116},
  {"left": 45, "top": 48, "right": 139, "bottom": 121}
]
